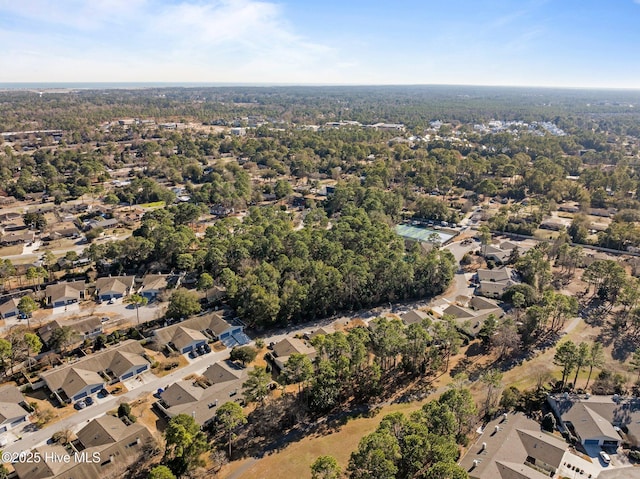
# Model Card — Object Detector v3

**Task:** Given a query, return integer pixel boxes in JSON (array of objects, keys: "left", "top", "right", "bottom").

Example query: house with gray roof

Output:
[
  {"left": 39, "top": 317, "right": 103, "bottom": 347},
  {"left": 40, "top": 340, "right": 150, "bottom": 403},
  {"left": 13, "top": 415, "right": 153, "bottom": 479},
  {"left": 45, "top": 281, "right": 85, "bottom": 309},
  {"left": 442, "top": 297, "right": 504, "bottom": 338},
  {"left": 271, "top": 337, "right": 316, "bottom": 371},
  {"left": 95, "top": 275, "right": 136, "bottom": 302},
  {"left": 459, "top": 412, "right": 568, "bottom": 479},
  {"left": 156, "top": 361, "right": 247, "bottom": 427},
  {"left": 138, "top": 274, "right": 169, "bottom": 300},
  {"left": 0, "top": 385, "right": 30, "bottom": 434},
  {"left": 548, "top": 394, "right": 625, "bottom": 447},
  {"left": 476, "top": 267, "right": 518, "bottom": 298},
  {"left": 153, "top": 312, "right": 248, "bottom": 353},
  {"left": 0, "top": 297, "right": 21, "bottom": 319},
  {"left": 400, "top": 309, "right": 430, "bottom": 326}
]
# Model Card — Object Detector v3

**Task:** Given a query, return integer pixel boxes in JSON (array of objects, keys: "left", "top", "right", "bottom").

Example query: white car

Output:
[{"left": 600, "top": 451, "right": 611, "bottom": 464}]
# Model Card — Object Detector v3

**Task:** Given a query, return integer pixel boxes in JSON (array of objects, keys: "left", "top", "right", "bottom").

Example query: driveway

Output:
[
  {"left": 5, "top": 240, "right": 478, "bottom": 453},
  {"left": 3, "top": 345, "right": 233, "bottom": 454}
]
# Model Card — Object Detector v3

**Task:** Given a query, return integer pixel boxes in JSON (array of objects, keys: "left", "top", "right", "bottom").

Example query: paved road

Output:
[
  {"left": 3, "top": 318, "right": 313, "bottom": 455},
  {"left": 4, "top": 345, "right": 233, "bottom": 454},
  {"left": 5, "top": 238, "right": 478, "bottom": 454}
]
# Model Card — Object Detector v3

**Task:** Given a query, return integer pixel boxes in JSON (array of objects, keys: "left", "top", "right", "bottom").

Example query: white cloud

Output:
[{"left": 0, "top": 0, "right": 350, "bottom": 83}]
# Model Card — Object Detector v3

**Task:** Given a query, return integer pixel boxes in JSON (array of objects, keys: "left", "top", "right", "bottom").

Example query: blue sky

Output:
[{"left": 1, "top": 0, "right": 639, "bottom": 87}]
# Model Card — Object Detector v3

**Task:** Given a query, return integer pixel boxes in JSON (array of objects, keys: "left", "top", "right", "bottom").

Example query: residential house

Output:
[
  {"left": 1, "top": 216, "right": 26, "bottom": 232},
  {"left": 459, "top": 412, "right": 568, "bottom": 479},
  {"left": 95, "top": 275, "right": 136, "bottom": 302},
  {"left": 84, "top": 217, "right": 119, "bottom": 231},
  {"left": 0, "top": 297, "right": 21, "bottom": 319},
  {"left": 202, "top": 285, "right": 227, "bottom": 304},
  {"left": 0, "top": 231, "right": 35, "bottom": 246},
  {"left": 0, "top": 385, "right": 30, "bottom": 433},
  {"left": 13, "top": 415, "right": 154, "bottom": 479},
  {"left": 442, "top": 297, "right": 505, "bottom": 338},
  {"left": 45, "top": 281, "right": 86, "bottom": 309},
  {"left": 400, "top": 309, "right": 430, "bottom": 327},
  {"left": 156, "top": 360, "right": 247, "bottom": 427},
  {"left": 558, "top": 204, "right": 580, "bottom": 213},
  {"left": 47, "top": 222, "right": 79, "bottom": 239},
  {"left": 153, "top": 312, "right": 249, "bottom": 353},
  {"left": 476, "top": 267, "right": 518, "bottom": 299},
  {"left": 482, "top": 241, "right": 526, "bottom": 265},
  {"left": 539, "top": 219, "right": 568, "bottom": 231},
  {"left": 548, "top": 394, "right": 627, "bottom": 447},
  {"left": 587, "top": 208, "right": 616, "bottom": 218},
  {"left": 40, "top": 340, "right": 150, "bottom": 403},
  {"left": 38, "top": 317, "right": 103, "bottom": 347},
  {"left": 210, "top": 205, "right": 235, "bottom": 217},
  {"left": 483, "top": 245, "right": 511, "bottom": 264},
  {"left": 139, "top": 274, "right": 169, "bottom": 300},
  {"left": 271, "top": 337, "right": 316, "bottom": 371},
  {"left": 307, "top": 325, "right": 336, "bottom": 339}
]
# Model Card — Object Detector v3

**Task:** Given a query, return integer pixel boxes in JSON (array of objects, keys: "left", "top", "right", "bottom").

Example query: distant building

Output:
[
  {"left": 210, "top": 205, "right": 235, "bottom": 217},
  {"left": 371, "top": 122, "right": 406, "bottom": 131},
  {"left": 539, "top": 219, "right": 568, "bottom": 231}
]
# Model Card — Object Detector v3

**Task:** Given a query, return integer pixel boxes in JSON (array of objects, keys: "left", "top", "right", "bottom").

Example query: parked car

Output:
[
  {"left": 84, "top": 397, "right": 93, "bottom": 406},
  {"left": 75, "top": 400, "right": 87, "bottom": 410},
  {"left": 600, "top": 451, "right": 611, "bottom": 464}
]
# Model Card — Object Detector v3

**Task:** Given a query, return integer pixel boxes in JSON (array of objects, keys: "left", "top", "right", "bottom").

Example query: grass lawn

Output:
[
  {"left": 219, "top": 401, "right": 425, "bottom": 479},
  {"left": 0, "top": 245, "right": 23, "bottom": 256},
  {"left": 533, "top": 229, "right": 561, "bottom": 240},
  {"left": 139, "top": 201, "right": 166, "bottom": 209},
  {"left": 220, "top": 299, "right": 627, "bottom": 479}
]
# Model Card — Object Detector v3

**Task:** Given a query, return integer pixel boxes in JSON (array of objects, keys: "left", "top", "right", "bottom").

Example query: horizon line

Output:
[{"left": 1, "top": 82, "right": 640, "bottom": 92}]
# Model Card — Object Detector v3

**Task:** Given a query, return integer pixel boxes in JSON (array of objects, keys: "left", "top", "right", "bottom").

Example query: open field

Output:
[{"left": 219, "top": 306, "right": 633, "bottom": 479}]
